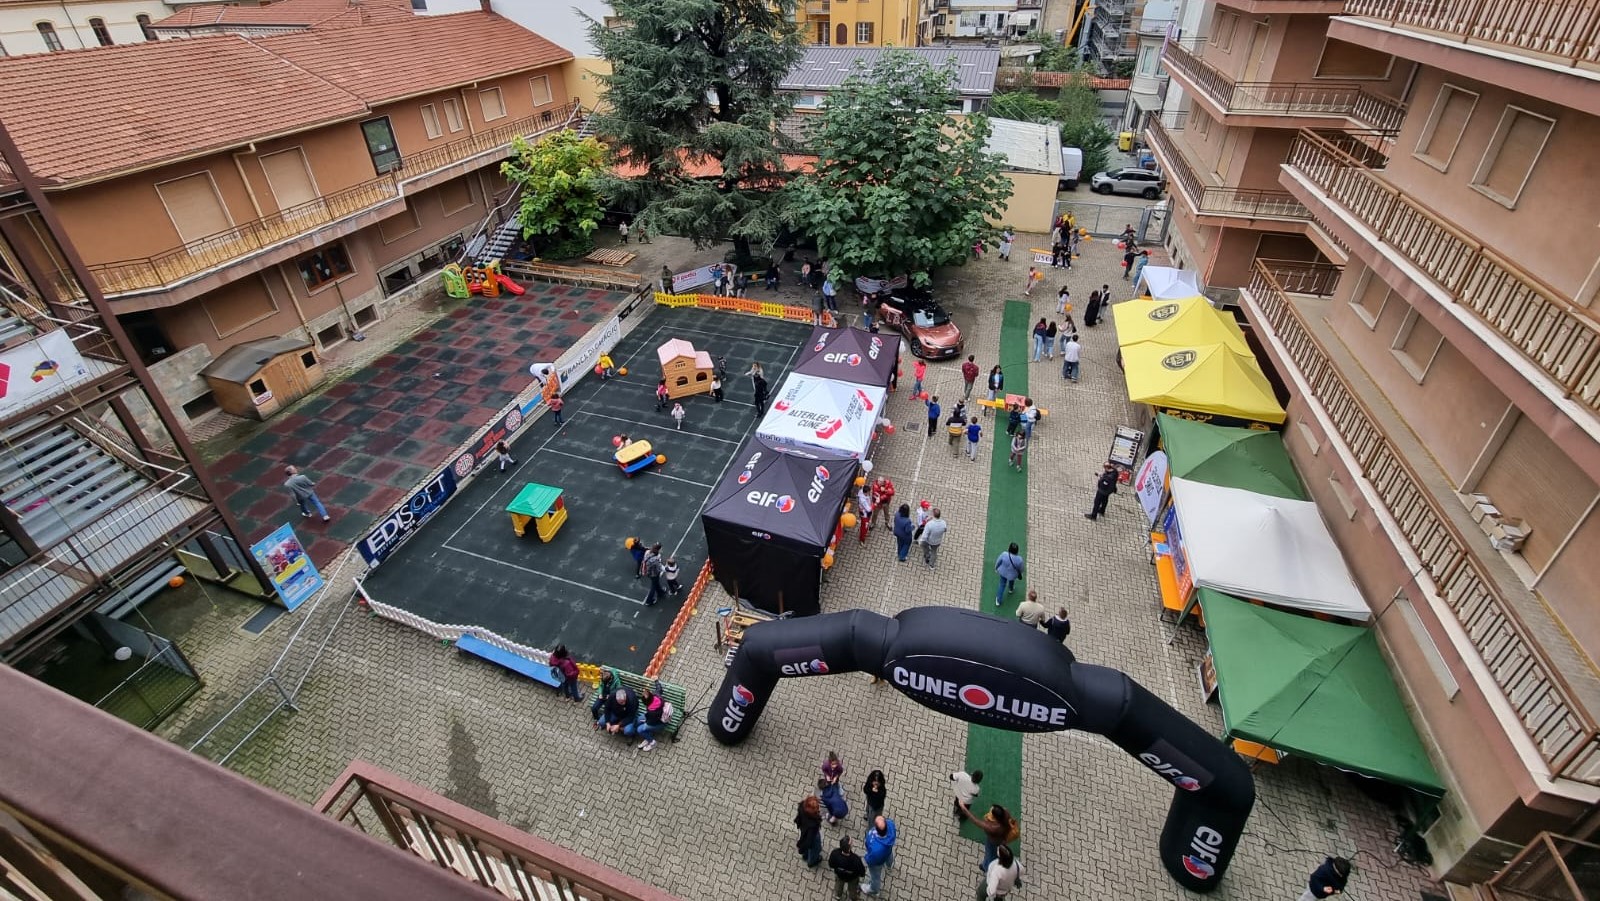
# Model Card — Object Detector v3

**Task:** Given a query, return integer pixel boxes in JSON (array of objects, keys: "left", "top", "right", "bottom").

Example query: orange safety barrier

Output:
[
  {"left": 653, "top": 291, "right": 831, "bottom": 327},
  {"left": 644, "top": 560, "right": 714, "bottom": 679}
]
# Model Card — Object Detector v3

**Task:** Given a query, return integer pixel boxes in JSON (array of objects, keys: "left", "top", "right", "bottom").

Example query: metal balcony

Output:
[
  {"left": 1344, "top": 0, "right": 1600, "bottom": 70},
  {"left": 1485, "top": 832, "right": 1600, "bottom": 898},
  {"left": 1143, "top": 116, "right": 1314, "bottom": 225},
  {"left": 1243, "top": 259, "right": 1600, "bottom": 787},
  {"left": 1162, "top": 39, "right": 1406, "bottom": 131}
]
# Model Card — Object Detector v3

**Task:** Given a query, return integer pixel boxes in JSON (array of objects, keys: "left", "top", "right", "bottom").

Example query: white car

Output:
[{"left": 1091, "top": 168, "right": 1167, "bottom": 199}]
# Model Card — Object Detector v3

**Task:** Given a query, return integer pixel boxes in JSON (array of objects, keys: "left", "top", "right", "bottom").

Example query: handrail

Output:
[
  {"left": 74, "top": 101, "right": 585, "bottom": 297},
  {"left": 1344, "top": 0, "right": 1600, "bottom": 69},
  {"left": 1485, "top": 832, "right": 1600, "bottom": 896},
  {"left": 1285, "top": 128, "right": 1600, "bottom": 414},
  {"left": 1162, "top": 40, "right": 1406, "bottom": 131},
  {"left": 1143, "top": 117, "right": 1311, "bottom": 221},
  {"left": 1247, "top": 259, "right": 1600, "bottom": 783}
]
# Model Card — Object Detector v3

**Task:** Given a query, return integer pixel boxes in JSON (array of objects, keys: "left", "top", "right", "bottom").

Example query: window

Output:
[
  {"left": 88, "top": 18, "right": 113, "bottom": 46},
  {"left": 1413, "top": 84, "right": 1477, "bottom": 172},
  {"left": 379, "top": 204, "right": 421, "bottom": 243},
  {"left": 248, "top": 378, "right": 268, "bottom": 396},
  {"left": 1137, "top": 45, "right": 1159, "bottom": 77},
  {"left": 296, "top": 243, "right": 353, "bottom": 291},
  {"left": 300, "top": 351, "right": 317, "bottom": 368},
  {"left": 1471, "top": 105, "right": 1555, "bottom": 208},
  {"left": 817, "top": 22, "right": 829, "bottom": 44},
  {"left": 529, "top": 75, "right": 552, "bottom": 106},
  {"left": 411, "top": 0, "right": 427, "bottom": 8},
  {"left": 442, "top": 98, "right": 464, "bottom": 133},
  {"left": 316, "top": 323, "right": 345, "bottom": 348},
  {"left": 1193, "top": 108, "right": 1211, "bottom": 136},
  {"left": 36, "top": 22, "right": 63, "bottom": 52},
  {"left": 1349, "top": 268, "right": 1390, "bottom": 329},
  {"left": 856, "top": 21, "right": 874, "bottom": 43},
  {"left": 478, "top": 87, "right": 507, "bottom": 121},
  {"left": 360, "top": 117, "right": 401, "bottom": 173},
  {"left": 1210, "top": 12, "right": 1237, "bottom": 51},
  {"left": 136, "top": 14, "right": 156, "bottom": 41},
  {"left": 437, "top": 177, "right": 475, "bottom": 216},
  {"left": 421, "top": 104, "right": 443, "bottom": 139},
  {"left": 1391, "top": 305, "right": 1443, "bottom": 380}
]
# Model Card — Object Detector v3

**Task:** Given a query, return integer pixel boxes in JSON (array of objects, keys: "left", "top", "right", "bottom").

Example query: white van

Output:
[{"left": 1059, "top": 147, "right": 1084, "bottom": 191}]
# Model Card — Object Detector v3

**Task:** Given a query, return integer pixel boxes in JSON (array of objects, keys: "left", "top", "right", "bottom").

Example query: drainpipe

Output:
[
  {"left": 56, "top": 2, "right": 88, "bottom": 49},
  {"left": 275, "top": 265, "right": 316, "bottom": 344},
  {"left": 232, "top": 143, "right": 265, "bottom": 218}
]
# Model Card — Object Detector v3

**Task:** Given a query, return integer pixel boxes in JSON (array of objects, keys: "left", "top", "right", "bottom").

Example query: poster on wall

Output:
[
  {"left": 0, "top": 329, "right": 91, "bottom": 415},
  {"left": 250, "top": 524, "right": 324, "bottom": 611},
  {"left": 1161, "top": 503, "right": 1194, "bottom": 605}
]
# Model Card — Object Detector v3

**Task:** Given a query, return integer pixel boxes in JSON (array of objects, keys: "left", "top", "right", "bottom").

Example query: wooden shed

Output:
[
  {"left": 201, "top": 336, "right": 324, "bottom": 420},
  {"left": 656, "top": 338, "right": 714, "bottom": 400}
]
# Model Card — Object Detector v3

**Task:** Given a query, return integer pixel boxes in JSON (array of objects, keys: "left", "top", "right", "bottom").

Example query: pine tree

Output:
[{"left": 589, "top": 0, "right": 804, "bottom": 264}]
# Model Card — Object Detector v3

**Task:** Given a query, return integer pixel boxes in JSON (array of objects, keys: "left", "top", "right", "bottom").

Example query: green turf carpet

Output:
[{"left": 961, "top": 299, "right": 1031, "bottom": 849}]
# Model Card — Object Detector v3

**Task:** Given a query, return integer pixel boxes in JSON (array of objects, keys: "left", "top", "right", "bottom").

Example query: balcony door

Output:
[
  {"left": 1241, "top": 22, "right": 1270, "bottom": 82},
  {"left": 259, "top": 148, "right": 321, "bottom": 230},
  {"left": 361, "top": 117, "right": 402, "bottom": 175}
]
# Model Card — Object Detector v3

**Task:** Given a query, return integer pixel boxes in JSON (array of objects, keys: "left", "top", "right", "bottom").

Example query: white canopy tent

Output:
[
  {"left": 756, "top": 373, "right": 886, "bottom": 459},
  {"left": 1135, "top": 265, "right": 1205, "bottom": 301},
  {"left": 1168, "top": 477, "right": 1371, "bottom": 621}
]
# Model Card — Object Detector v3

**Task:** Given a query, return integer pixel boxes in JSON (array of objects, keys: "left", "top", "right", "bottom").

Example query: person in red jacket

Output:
[
  {"left": 961, "top": 354, "right": 980, "bottom": 401},
  {"left": 869, "top": 476, "right": 895, "bottom": 530}
]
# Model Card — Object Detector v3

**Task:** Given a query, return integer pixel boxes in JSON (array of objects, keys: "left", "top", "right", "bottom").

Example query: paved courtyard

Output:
[{"left": 156, "top": 235, "right": 1444, "bottom": 900}]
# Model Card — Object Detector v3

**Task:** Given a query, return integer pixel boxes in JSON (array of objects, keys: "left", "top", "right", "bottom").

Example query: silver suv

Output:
[{"left": 1091, "top": 167, "right": 1166, "bottom": 199}]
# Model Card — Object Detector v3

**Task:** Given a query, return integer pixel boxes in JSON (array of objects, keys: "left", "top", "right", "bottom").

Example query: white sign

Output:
[
  {"left": 756, "top": 373, "right": 885, "bottom": 459},
  {"left": 1134, "top": 450, "right": 1169, "bottom": 526},
  {"left": 671, "top": 263, "right": 727, "bottom": 293},
  {"left": 0, "top": 329, "right": 90, "bottom": 414}
]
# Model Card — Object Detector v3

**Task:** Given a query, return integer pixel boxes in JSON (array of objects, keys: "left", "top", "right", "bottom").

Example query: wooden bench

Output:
[
  {"left": 456, "top": 634, "right": 562, "bottom": 688},
  {"left": 601, "top": 667, "right": 689, "bottom": 741}
]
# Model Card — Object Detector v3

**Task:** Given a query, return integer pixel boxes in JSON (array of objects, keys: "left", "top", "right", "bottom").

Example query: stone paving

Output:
[{"left": 157, "top": 233, "right": 1444, "bottom": 900}]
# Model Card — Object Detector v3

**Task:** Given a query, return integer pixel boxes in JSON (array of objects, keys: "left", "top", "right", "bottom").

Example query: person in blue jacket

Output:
[
  {"left": 892, "top": 505, "right": 915, "bottom": 563},
  {"left": 818, "top": 777, "right": 849, "bottom": 824},
  {"left": 1299, "top": 856, "right": 1351, "bottom": 900},
  {"left": 862, "top": 815, "right": 897, "bottom": 896}
]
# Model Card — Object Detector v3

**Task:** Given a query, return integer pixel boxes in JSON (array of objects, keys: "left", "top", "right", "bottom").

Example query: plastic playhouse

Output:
[
  {"left": 442, "top": 259, "right": 526, "bottom": 299},
  {"left": 506, "top": 482, "right": 567, "bottom": 541}
]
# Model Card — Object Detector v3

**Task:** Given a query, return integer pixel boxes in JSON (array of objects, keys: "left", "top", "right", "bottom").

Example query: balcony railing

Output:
[
  {"left": 1486, "top": 832, "right": 1600, "bottom": 899},
  {"left": 1245, "top": 259, "right": 1600, "bottom": 785},
  {"left": 1144, "top": 116, "right": 1313, "bottom": 222},
  {"left": 1162, "top": 40, "right": 1406, "bottom": 131},
  {"left": 1344, "top": 0, "right": 1600, "bottom": 69},
  {"left": 74, "top": 100, "right": 584, "bottom": 298},
  {"left": 316, "top": 760, "right": 682, "bottom": 901},
  {"left": 1284, "top": 129, "right": 1600, "bottom": 415}
]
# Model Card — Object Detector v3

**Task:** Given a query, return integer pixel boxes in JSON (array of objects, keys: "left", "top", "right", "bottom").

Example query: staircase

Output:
[
  {"left": 0, "top": 416, "right": 151, "bottom": 551},
  {"left": 0, "top": 308, "right": 34, "bottom": 347},
  {"left": 478, "top": 216, "right": 524, "bottom": 263}
]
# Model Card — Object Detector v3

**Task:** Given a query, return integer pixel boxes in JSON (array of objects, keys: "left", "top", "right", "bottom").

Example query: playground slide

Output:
[{"left": 495, "top": 274, "right": 526, "bottom": 295}]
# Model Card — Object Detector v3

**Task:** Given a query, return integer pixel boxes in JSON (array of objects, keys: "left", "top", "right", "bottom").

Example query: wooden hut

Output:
[
  {"left": 656, "top": 338, "right": 714, "bottom": 399},
  {"left": 201, "top": 336, "right": 324, "bottom": 420}
]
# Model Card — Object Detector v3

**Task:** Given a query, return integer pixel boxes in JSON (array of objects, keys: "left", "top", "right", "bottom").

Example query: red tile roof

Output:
[
  {"left": 0, "top": 12, "right": 573, "bottom": 186},
  {"left": 995, "top": 69, "right": 1131, "bottom": 90},
  {"left": 153, "top": 0, "right": 412, "bottom": 30}
]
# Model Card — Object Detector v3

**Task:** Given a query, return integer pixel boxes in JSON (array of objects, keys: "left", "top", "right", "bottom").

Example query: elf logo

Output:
[
  {"left": 737, "top": 470, "right": 754, "bottom": 484},
  {"left": 747, "top": 491, "right": 795, "bottom": 512},
  {"left": 806, "top": 465, "right": 831, "bottom": 502},
  {"left": 721, "top": 684, "right": 756, "bottom": 731},
  {"left": 867, "top": 337, "right": 883, "bottom": 359},
  {"left": 1182, "top": 826, "right": 1225, "bottom": 880},
  {"left": 822, "top": 352, "right": 862, "bottom": 366},
  {"left": 1138, "top": 751, "right": 1203, "bottom": 791}
]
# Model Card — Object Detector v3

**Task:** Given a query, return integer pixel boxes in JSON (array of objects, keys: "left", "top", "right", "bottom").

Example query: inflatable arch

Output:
[{"left": 707, "top": 607, "right": 1255, "bottom": 892}]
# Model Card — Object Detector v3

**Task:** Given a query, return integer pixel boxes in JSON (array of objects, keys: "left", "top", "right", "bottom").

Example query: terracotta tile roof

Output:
[
  {"left": 153, "top": 0, "right": 412, "bottom": 30},
  {"left": 0, "top": 35, "right": 368, "bottom": 186},
  {"left": 255, "top": 13, "right": 572, "bottom": 105},
  {"left": 995, "top": 69, "right": 1131, "bottom": 90},
  {"left": 0, "top": 12, "right": 573, "bottom": 186}
]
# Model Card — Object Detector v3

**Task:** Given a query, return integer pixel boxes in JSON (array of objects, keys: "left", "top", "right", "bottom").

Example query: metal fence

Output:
[
  {"left": 1054, "top": 199, "right": 1171, "bottom": 244},
  {"left": 94, "top": 633, "right": 201, "bottom": 730}
]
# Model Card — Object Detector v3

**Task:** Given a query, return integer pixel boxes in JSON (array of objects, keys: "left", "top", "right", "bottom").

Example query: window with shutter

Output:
[
  {"left": 1414, "top": 85, "right": 1477, "bottom": 172},
  {"left": 1471, "top": 105, "right": 1555, "bottom": 208}
]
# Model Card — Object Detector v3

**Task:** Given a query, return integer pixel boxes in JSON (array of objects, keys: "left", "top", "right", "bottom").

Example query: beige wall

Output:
[
  {"left": 564, "top": 57, "right": 611, "bottom": 111},
  {"left": 807, "top": 0, "right": 920, "bottom": 46},
  {"left": 1000, "top": 171, "right": 1058, "bottom": 233}
]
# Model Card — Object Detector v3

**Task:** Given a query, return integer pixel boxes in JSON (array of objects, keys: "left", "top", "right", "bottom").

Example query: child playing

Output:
[
  {"left": 548, "top": 394, "right": 564, "bottom": 425},
  {"left": 1010, "top": 430, "right": 1028, "bottom": 471},
  {"left": 655, "top": 379, "right": 670, "bottom": 411},
  {"left": 598, "top": 353, "right": 616, "bottom": 380},
  {"left": 711, "top": 375, "right": 723, "bottom": 402},
  {"left": 966, "top": 416, "right": 983, "bottom": 462},
  {"left": 663, "top": 556, "right": 683, "bottom": 595},
  {"left": 671, "top": 402, "right": 686, "bottom": 430},
  {"left": 855, "top": 485, "right": 874, "bottom": 543},
  {"left": 818, "top": 778, "right": 848, "bottom": 825},
  {"left": 627, "top": 537, "right": 646, "bottom": 579},
  {"left": 495, "top": 440, "right": 516, "bottom": 472}
]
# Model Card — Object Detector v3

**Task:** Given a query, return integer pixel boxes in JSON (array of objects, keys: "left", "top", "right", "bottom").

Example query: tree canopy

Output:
[
  {"left": 500, "top": 131, "right": 608, "bottom": 253},
  {"left": 1056, "top": 65, "right": 1115, "bottom": 178},
  {"left": 588, "top": 0, "right": 804, "bottom": 261},
  {"left": 785, "top": 51, "right": 1012, "bottom": 288}
]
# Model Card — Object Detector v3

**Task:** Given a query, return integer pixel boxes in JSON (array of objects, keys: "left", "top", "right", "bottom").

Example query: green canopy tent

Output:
[
  {"left": 1157, "top": 413, "right": 1308, "bottom": 500},
  {"left": 1200, "top": 588, "right": 1445, "bottom": 795}
]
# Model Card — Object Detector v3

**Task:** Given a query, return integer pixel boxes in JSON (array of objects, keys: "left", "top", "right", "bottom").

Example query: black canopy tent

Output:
[
  {"left": 701, "top": 436, "right": 859, "bottom": 616},
  {"left": 793, "top": 326, "right": 901, "bottom": 388}
]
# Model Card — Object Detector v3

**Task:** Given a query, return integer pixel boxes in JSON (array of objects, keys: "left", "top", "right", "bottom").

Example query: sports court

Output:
[{"left": 359, "top": 306, "right": 811, "bottom": 671}]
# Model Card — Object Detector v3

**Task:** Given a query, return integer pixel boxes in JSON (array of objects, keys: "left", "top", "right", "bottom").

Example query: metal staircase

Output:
[
  {"left": 0, "top": 307, "right": 34, "bottom": 347},
  {"left": 478, "top": 217, "right": 524, "bottom": 263}
]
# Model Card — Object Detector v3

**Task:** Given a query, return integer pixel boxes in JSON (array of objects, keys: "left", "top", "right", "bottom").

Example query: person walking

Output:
[
  {"left": 862, "top": 815, "right": 896, "bottom": 897},
  {"left": 921, "top": 508, "right": 948, "bottom": 568},
  {"left": 965, "top": 416, "right": 982, "bottom": 462},
  {"left": 753, "top": 373, "right": 770, "bottom": 417},
  {"left": 1122, "top": 242, "right": 1137, "bottom": 279},
  {"left": 862, "top": 770, "right": 887, "bottom": 820},
  {"left": 1085, "top": 463, "right": 1120, "bottom": 521},
  {"left": 822, "top": 276, "right": 838, "bottom": 314},
  {"left": 961, "top": 354, "right": 980, "bottom": 400},
  {"left": 1023, "top": 267, "right": 1041, "bottom": 297},
  {"left": 1084, "top": 289, "right": 1103, "bottom": 328},
  {"left": 892, "top": 504, "right": 914, "bottom": 562},
  {"left": 549, "top": 644, "right": 583, "bottom": 702},
  {"left": 924, "top": 394, "right": 941, "bottom": 438},
  {"left": 283, "top": 465, "right": 330, "bottom": 522},
  {"left": 618, "top": 220, "right": 629, "bottom": 244},
  {"left": 1045, "top": 607, "right": 1072, "bottom": 643},
  {"left": 949, "top": 769, "right": 983, "bottom": 824},
  {"left": 636, "top": 220, "right": 650, "bottom": 244},
  {"left": 659, "top": 264, "right": 673, "bottom": 294},
  {"left": 711, "top": 375, "right": 723, "bottom": 402},
  {"left": 654, "top": 378, "right": 670, "bottom": 411},
  {"left": 1045, "top": 320, "right": 1059, "bottom": 359},
  {"left": 663, "top": 556, "right": 683, "bottom": 595},
  {"left": 642, "top": 544, "right": 667, "bottom": 605},
  {"left": 1016, "top": 590, "right": 1048, "bottom": 629},
  {"left": 1132, "top": 249, "right": 1151, "bottom": 287},
  {"left": 870, "top": 476, "right": 895, "bottom": 529},
  {"left": 985, "top": 366, "right": 1004, "bottom": 415},
  {"left": 747, "top": 361, "right": 765, "bottom": 390},
  {"left": 992, "top": 543, "right": 1025, "bottom": 607},
  {"left": 495, "top": 440, "right": 517, "bottom": 473},
  {"left": 1009, "top": 430, "right": 1028, "bottom": 472},
  {"left": 1298, "top": 856, "right": 1352, "bottom": 900},
  {"left": 670, "top": 401, "right": 685, "bottom": 430},
  {"left": 957, "top": 801, "right": 1019, "bottom": 873},
  {"left": 911, "top": 359, "right": 927, "bottom": 398},
  {"left": 998, "top": 228, "right": 1014, "bottom": 262},
  {"left": 1057, "top": 285, "right": 1071, "bottom": 316},
  {"left": 795, "top": 795, "right": 825, "bottom": 869},
  {"left": 829, "top": 837, "right": 867, "bottom": 901},
  {"left": 985, "top": 845, "right": 1023, "bottom": 900},
  {"left": 627, "top": 537, "right": 647, "bottom": 579},
  {"left": 1030, "top": 318, "right": 1048, "bottom": 362},
  {"left": 1062, "top": 334, "right": 1082, "bottom": 382}
]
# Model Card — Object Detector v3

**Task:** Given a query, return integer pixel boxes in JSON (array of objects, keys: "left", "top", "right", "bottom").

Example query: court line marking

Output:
[
  {"left": 444, "top": 403, "right": 579, "bottom": 546},
  {"left": 577, "top": 409, "right": 742, "bottom": 445},
  {"left": 538, "top": 447, "right": 717, "bottom": 489},
  {"left": 438, "top": 544, "right": 648, "bottom": 606},
  {"left": 601, "top": 378, "right": 757, "bottom": 408}
]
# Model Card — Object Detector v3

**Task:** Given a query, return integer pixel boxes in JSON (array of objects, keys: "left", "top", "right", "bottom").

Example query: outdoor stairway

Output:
[
  {"left": 479, "top": 217, "right": 523, "bottom": 262},
  {"left": 0, "top": 308, "right": 34, "bottom": 347},
  {"left": 0, "top": 417, "right": 151, "bottom": 552}
]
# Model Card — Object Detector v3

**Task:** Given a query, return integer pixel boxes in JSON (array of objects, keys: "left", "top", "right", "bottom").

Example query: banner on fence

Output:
[
  {"left": 518, "top": 314, "right": 623, "bottom": 418},
  {"left": 250, "top": 524, "right": 324, "bottom": 610},
  {"left": 671, "top": 262, "right": 728, "bottom": 293},
  {"left": 358, "top": 468, "right": 459, "bottom": 565},
  {"left": 0, "top": 329, "right": 92, "bottom": 415}
]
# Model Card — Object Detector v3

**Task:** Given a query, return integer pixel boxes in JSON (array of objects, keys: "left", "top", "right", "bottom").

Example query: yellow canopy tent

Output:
[
  {"left": 1113, "top": 297, "right": 1251, "bottom": 356},
  {"left": 1123, "top": 343, "right": 1286, "bottom": 425}
]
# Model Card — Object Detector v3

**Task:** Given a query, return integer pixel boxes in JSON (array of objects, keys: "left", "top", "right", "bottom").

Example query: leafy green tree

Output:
[
  {"left": 987, "top": 90, "right": 1060, "bottom": 124},
  {"left": 587, "top": 0, "right": 804, "bottom": 264},
  {"left": 500, "top": 131, "right": 608, "bottom": 258},
  {"left": 1020, "top": 30, "right": 1082, "bottom": 72},
  {"left": 1057, "top": 66, "right": 1115, "bottom": 177},
  {"left": 786, "top": 50, "right": 1011, "bottom": 287}
]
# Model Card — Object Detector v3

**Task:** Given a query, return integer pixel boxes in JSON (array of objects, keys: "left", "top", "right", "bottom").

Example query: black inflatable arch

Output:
[{"left": 708, "top": 607, "right": 1255, "bottom": 893}]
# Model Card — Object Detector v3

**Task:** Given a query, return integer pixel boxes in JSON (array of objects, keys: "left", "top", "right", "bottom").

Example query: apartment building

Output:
[
  {"left": 1165, "top": 0, "right": 1600, "bottom": 885},
  {"left": 0, "top": 0, "right": 176, "bottom": 55},
  {"left": 0, "top": 10, "right": 579, "bottom": 432},
  {"left": 931, "top": 0, "right": 1042, "bottom": 41},
  {"left": 799, "top": 0, "right": 931, "bottom": 47}
]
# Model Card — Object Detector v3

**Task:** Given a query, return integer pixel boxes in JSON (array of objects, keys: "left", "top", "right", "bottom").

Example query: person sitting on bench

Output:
[
  {"left": 590, "top": 669, "right": 622, "bottom": 722},
  {"left": 595, "top": 685, "right": 640, "bottom": 738},
  {"left": 635, "top": 688, "right": 673, "bottom": 752}
]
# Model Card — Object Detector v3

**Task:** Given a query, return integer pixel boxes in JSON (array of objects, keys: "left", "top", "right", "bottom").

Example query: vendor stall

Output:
[
  {"left": 1122, "top": 342, "right": 1286, "bottom": 428},
  {"left": 1112, "top": 297, "right": 1250, "bottom": 356},
  {"left": 794, "top": 326, "right": 901, "bottom": 388},
  {"left": 701, "top": 437, "right": 859, "bottom": 616},
  {"left": 756, "top": 373, "right": 886, "bottom": 459},
  {"left": 1134, "top": 265, "right": 1204, "bottom": 301},
  {"left": 1157, "top": 413, "right": 1307, "bottom": 500},
  {"left": 1199, "top": 589, "right": 1445, "bottom": 795}
]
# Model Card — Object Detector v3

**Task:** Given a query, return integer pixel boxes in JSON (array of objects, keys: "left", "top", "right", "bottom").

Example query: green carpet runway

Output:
[{"left": 961, "top": 299, "right": 1031, "bottom": 853}]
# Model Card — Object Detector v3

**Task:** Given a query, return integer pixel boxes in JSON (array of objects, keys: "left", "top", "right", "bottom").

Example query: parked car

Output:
[
  {"left": 1059, "top": 147, "right": 1084, "bottom": 191},
  {"left": 878, "top": 288, "right": 964, "bottom": 359},
  {"left": 1090, "top": 167, "right": 1166, "bottom": 199}
]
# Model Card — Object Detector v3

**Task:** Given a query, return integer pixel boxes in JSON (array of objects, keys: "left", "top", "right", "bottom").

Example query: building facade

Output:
[
  {"left": 1158, "top": 0, "right": 1600, "bottom": 885},
  {"left": 0, "top": 11, "right": 579, "bottom": 434},
  {"left": 0, "top": 0, "right": 176, "bottom": 55},
  {"left": 800, "top": 0, "right": 930, "bottom": 47}
]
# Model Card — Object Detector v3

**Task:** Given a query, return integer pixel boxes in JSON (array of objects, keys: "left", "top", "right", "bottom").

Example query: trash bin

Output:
[{"left": 1118, "top": 131, "right": 1135, "bottom": 152}]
